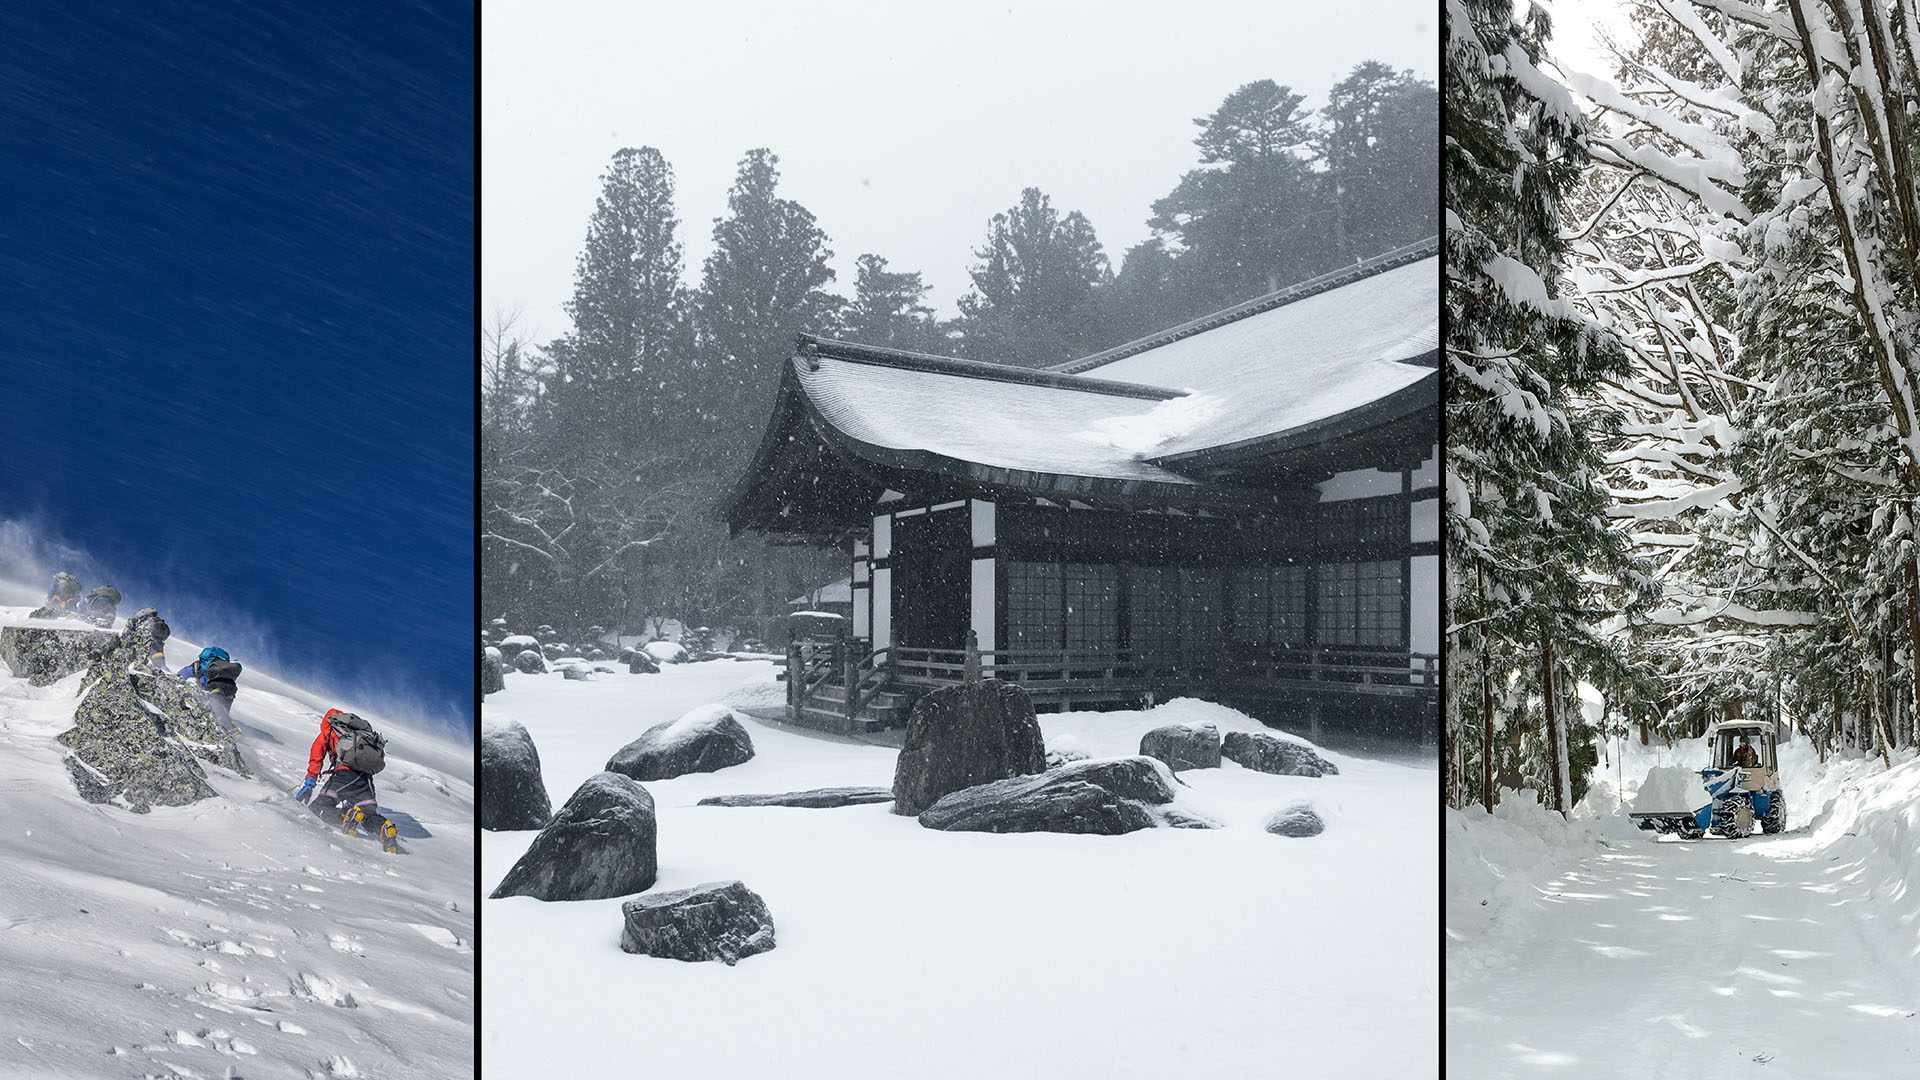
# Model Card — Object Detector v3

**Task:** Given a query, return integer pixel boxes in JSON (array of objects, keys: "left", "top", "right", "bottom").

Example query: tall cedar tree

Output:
[
  {"left": 844, "top": 254, "right": 943, "bottom": 353},
  {"left": 1321, "top": 62, "right": 1439, "bottom": 262},
  {"left": 954, "top": 187, "right": 1110, "bottom": 368},
  {"left": 697, "top": 148, "right": 842, "bottom": 450},
  {"left": 1444, "top": 0, "right": 1646, "bottom": 812}
]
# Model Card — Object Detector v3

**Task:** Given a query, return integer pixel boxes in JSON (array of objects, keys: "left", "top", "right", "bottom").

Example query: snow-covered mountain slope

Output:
[
  {"left": 483, "top": 660, "right": 1437, "bottom": 1079},
  {"left": 0, "top": 607, "right": 474, "bottom": 1079},
  {"left": 1448, "top": 735, "right": 1920, "bottom": 1078}
]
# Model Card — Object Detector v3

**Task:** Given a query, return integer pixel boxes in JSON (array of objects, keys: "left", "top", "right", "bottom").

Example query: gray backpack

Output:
[{"left": 328, "top": 712, "right": 387, "bottom": 774}]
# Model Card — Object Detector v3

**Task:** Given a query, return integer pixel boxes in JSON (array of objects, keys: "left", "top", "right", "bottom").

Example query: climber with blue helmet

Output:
[{"left": 178, "top": 645, "right": 244, "bottom": 737}]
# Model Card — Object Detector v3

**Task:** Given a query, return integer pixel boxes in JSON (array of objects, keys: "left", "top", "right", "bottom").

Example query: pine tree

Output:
[{"left": 1149, "top": 80, "right": 1328, "bottom": 308}]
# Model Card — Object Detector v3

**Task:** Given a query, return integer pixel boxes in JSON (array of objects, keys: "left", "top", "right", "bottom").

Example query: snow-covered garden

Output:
[{"left": 481, "top": 658, "right": 1437, "bottom": 1078}]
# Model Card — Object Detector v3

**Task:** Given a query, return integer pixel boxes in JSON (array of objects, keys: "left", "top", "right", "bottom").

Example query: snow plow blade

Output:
[{"left": 1628, "top": 811, "right": 1704, "bottom": 837}]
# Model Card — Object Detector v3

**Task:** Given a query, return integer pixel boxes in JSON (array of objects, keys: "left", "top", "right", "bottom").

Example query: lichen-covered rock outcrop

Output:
[
  {"left": 0, "top": 622, "right": 116, "bottom": 686},
  {"left": 57, "top": 609, "right": 249, "bottom": 813}
]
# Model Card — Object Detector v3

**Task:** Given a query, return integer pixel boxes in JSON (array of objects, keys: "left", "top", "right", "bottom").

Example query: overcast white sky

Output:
[
  {"left": 1542, "top": 0, "right": 1634, "bottom": 82},
  {"left": 482, "top": 0, "right": 1436, "bottom": 342}
]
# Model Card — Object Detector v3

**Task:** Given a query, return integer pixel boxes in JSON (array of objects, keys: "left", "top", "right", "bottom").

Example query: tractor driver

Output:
[{"left": 1731, "top": 735, "right": 1760, "bottom": 769}]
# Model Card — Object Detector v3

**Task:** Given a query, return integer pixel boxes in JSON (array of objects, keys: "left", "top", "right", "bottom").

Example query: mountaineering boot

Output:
[
  {"left": 342, "top": 806, "right": 365, "bottom": 833},
  {"left": 380, "top": 819, "right": 399, "bottom": 854}
]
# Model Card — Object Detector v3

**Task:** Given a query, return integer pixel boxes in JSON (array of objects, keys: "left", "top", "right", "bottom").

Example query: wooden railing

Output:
[{"left": 789, "top": 631, "right": 1439, "bottom": 724}]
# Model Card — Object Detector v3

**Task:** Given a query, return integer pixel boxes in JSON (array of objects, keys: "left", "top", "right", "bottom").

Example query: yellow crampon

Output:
[
  {"left": 380, "top": 820, "right": 399, "bottom": 854},
  {"left": 341, "top": 806, "right": 367, "bottom": 832}
]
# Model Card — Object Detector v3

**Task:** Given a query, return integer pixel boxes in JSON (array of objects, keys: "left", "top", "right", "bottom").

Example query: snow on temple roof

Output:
[
  {"left": 747, "top": 238, "right": 1437, "bottom": 504},
  {"left": 795, "top": 347, "right": 1203, "bottom": 486},
  {"left": 1056, "top": 242, "right": 1438, "bottom": 461}
]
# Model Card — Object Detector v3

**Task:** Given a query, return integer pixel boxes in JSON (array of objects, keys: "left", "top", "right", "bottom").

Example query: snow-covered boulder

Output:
[
  {"left": 489, "top": 772, "right": 657, "bottom": 901},
  {"left": 1222, "top": 731, "right": 1338, "bottom": 778},
  {"left": 511, "top": 649, "right": 547, "bottom": 674},
  {"left": 0, "top": 622, "right": 115, "bottom": 686},
  {"left": 562, "top": 665, "right": 592, "bottom": 682},
  {"left": 1266, "top": 801, "right": 1326, "bottom": 837},
  {"left": 605, "top": 705, "right": 755, "bottom": 781},
  {"left": 481, "top": 721, "right": 552, "bottom": 831},
  {"left": 1139, "top": 720, "right": 1221, "bottom": 771},
  {"left": 698, "top": 786, "right": 893, "bottom": 808},
  {"left": 917, "top": 756, "right": 1188, "bottom": 835},
  {"left": 481, "top": 647, "right": 505, "bottom": 695},
  {"left": 642, "top": 641, "right": 688, "bottom": 665},
  {"left": 57, "top": 609, "right": 249, "bottom": 813},
  {"left": 499, "top": 634, "right": 539, "bottom": 654},
  {"left": 585, "top": 647, "right": 609, "bottom": 662},
  {"left": 619, "top": 881, "right": 776, "bottom": 966},
  {"left": 620, "top": 647, "right": 660, "bottom": 674},
  {"left": 540, "top": 642, "right": 567, "bottom": 660},
  {"left": 892, "top": 679, "right": 1045, "bottom": 815}
]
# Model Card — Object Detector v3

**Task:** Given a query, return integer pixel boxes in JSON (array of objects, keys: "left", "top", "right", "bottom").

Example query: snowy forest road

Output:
[{"left": 1448, "top": 826, "right": 1920, "bottom": 1078}]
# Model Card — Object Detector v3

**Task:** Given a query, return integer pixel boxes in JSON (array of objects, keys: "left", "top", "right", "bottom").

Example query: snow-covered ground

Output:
[
  {"left": 0, "top": 606, "right": 474, "bottom": 1079},
  {"left": 483, "top": 661, "right": 1437, "bottom": 1079},
  {"left": 1449, "top": 731, "right": 1920, "bottom": 1078}
]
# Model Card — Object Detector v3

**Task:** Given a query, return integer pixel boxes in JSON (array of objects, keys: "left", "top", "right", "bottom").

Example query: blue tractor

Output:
[{"left": 1629, "top": 720, "right": 1786, "bottom": 839}]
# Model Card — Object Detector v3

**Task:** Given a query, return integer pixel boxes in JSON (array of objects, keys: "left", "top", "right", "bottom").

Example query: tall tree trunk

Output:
[
  {"left": 1542, "top": 631, "right": 1569, "bottom": 815},
  {"left": 1481, "top": 626, "right": 1497, "bottom": 813}
]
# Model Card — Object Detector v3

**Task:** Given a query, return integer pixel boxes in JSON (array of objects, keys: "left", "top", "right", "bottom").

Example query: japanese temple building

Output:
[{"left": 724, "top": 237, "right": 1439, "bottom": 739}]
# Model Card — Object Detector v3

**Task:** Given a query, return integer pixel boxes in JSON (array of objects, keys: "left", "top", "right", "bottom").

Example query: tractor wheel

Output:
[{"left": 1762, "top": 800, "right": 1786, "bottom": 834}]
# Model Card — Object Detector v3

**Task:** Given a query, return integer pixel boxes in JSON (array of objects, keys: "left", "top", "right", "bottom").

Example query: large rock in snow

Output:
[
  {"left": 481, "top": 647, "right": 505, "bottom": 695},
  {"left": 619, "top": 880, "right": 776, "bottom": 965},
  {"left": 605, "top": 705, "right": 755, "bottom": 781},
  {"left": 1139, "top": 721, "right": 1221, "bottom": 771},
  {"left": 698, "top": 786, "right": 893, "bottom": 808},
  {"left": 1265, "top": 800, "right": 1326, "bottom": 837},
  {"left": 57, "top": 609, "right": 249, "bottom": 813},
  {"left": 1222, "top": 731, "right": 1339, "bottom": 778},
  {"left": 892, "top": 679, "right": 1045, "bottom": 815},
  {"left": 511, "top": 649, "right": 547, "bottom": 674},
  {"left": 489, "top": 772, "right": 657, "bottom": 901},
  {"left": 0, "top": 622, "right": 116, "bottom": 686},
  {"left": 480, "top": 721, "right": 552, "bottom": 831},
  {"left": 619, "top": 647, "right": 660, "bottom": 674},
  {"left": 561, "top": 664, "right": 593, "bottom": 682},
  {"left": 917, "top": 756, "right": 1192, "bottom": 835}
]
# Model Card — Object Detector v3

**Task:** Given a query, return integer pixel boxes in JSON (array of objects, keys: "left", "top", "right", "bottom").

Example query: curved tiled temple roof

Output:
[{"left": 724, "top": 238, "right": 1438, "bottom": 537}]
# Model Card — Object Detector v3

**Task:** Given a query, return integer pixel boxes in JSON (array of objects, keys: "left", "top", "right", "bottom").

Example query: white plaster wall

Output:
[
  {"left": 971, "top": 499, "right": 996, "bottom": 547},
  {"left": 872, "top": 514, "right": 892, "bottom": 559},
  {"left": 1410, "top": 554, "right": 1438, "bottom": 656},
  {"left": 871, "top": 567, "right": 892, "bottom": 649},
  {"left": 1411, "top": 497, "right": 1439, "bottom": 543},
  {"left": 970, "top": 557, "right": 995, "bottom": 661}
]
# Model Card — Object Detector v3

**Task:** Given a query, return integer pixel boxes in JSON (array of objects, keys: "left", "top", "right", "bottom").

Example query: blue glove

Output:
[{"left": 296, "top": 778, "right": 315, "bottom": 800}]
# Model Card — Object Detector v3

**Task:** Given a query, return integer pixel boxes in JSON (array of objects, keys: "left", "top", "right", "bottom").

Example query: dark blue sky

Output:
[{"left": 0, "top": 3, "right": 474, "bottom": 731}]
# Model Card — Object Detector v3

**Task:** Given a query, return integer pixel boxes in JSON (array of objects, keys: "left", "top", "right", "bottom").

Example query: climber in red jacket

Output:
[{"left": 297, "top": 708, "right": 399, "bottom": 853}]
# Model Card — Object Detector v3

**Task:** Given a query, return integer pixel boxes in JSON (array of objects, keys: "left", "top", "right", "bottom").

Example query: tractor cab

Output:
[{"left": 1704, "top": 720, "right": 1778, "bottom": 793}]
